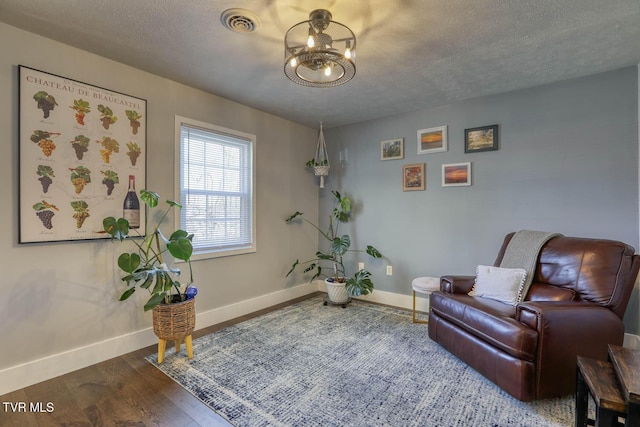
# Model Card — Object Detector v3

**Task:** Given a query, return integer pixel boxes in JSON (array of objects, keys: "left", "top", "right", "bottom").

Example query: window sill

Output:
[{"left": 188, "top": 246, "right": 257, "bottom": 261}]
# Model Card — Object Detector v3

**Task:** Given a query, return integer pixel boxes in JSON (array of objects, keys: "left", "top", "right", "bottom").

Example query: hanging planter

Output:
[{"left": 310, "top": 122, "right": 330, "bottom": 188}]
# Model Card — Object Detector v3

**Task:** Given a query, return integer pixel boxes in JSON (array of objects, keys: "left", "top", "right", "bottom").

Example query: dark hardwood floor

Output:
[{"left": 0, "top": 293, "right": 320, "bottom": 426}]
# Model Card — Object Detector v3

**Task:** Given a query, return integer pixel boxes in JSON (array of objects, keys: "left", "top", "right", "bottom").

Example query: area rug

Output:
[{"left": 146, "top": 296, "right": 576, "bottom": 426}]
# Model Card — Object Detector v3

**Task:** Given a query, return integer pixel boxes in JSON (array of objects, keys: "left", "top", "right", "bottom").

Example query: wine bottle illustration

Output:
[{"left": 123, "top": 175, "right": 140, "bottom": 229}]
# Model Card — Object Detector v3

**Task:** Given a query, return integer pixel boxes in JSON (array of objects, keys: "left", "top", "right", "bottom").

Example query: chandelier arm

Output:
[
  {"left": 286, "top": 43, "right": 309, "bottom": 50},
  {"left": 286, "top": 42, "right": 355, "bottom": 55},
  {"left": 328, "top": 37, "right": 356, "bottom": 44}
]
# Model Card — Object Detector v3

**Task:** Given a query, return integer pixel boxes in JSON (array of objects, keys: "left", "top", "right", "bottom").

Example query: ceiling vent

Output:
[{"left": 221, "top": 8, "right": 261, "bottom": 33}]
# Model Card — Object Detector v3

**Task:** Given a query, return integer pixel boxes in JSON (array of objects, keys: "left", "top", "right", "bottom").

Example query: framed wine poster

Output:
[{"left": 19, "top": 65, "right": 147, "bottom": 243}]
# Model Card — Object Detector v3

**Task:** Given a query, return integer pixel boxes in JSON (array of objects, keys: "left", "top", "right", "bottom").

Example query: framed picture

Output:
[
  {"left": 19, "top": 65, "right": 147, "bottom": 243},
  {"left": 465, "top": 124, "right": 499, "bottom": 153},
  {"left": 417, "top": 126, "right": 447, "bottom": 154},
  {"left": 442, "top": 162, "right": 471, "bottom": 187},
  {"left": 380, "top": 138, "right": 404, "bottom": 160},
  {"left": 402, "top": 163, "right": 425, "bottom": 191}
]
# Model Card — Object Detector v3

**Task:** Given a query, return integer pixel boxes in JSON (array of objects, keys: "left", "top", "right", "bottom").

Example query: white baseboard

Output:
[
  {"left": 354, "top": 284, "right": 640, "bottom": 350},
  {"left": 2, "top": 280, "right": 637, "bottom": 396},
  {"left": 354, "top": 288, "right": 431, "bottom": 313},
  {"left": 196, "top": 282, "right": 317, "bottom": 327},
  {"left": 316, "top": 280, "right": 640, "bottom": 350},
  {"left": 0, "top": 327, "right": 159, "bottom": 397},
  {"left": 355, "top": 285, "right": 640, "bottom": 349},
  {"left": 315, "top": 280, "right": 430, "bottom": 314},
  {"left": 624, "top": 333, "right": 640, "bottom": 349},
  {"left": 0, "top": 282, "right": 317, "bottom": 396}
]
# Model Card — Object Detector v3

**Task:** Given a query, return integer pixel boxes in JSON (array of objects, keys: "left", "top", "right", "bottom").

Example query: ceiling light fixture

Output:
[{"left": 284, "top": 9, "right": 356, "bottom": 88}]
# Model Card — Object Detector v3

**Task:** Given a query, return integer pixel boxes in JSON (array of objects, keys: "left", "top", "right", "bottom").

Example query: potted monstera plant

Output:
[
  {"left": 103, "top": 190, "right": 197, "bottom": 357},
  {"left": 286, "top": 190, "right": 382, "bottom": 305}
]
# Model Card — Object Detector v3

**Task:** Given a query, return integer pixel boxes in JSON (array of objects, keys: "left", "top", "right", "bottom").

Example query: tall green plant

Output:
[
  {"left": 103, "top": 190, "right": 194, "bottom": 311},
  {"left": 285, "top": 191, "right": 382, "bottom": 296}
]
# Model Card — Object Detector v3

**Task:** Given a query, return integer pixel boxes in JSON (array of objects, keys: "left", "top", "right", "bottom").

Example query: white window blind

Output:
[{"left": 178, "top": 119, "right": 255, "bottom": 257}]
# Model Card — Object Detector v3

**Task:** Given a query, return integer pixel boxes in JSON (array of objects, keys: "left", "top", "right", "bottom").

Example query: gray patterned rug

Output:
[{"left": 146, "top": 296, "right": 576, "bottom": 426}]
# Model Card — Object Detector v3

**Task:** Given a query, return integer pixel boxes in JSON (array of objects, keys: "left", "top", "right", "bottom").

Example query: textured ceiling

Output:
[{"left": 1, "top": 0, "right": 639, "bottom": 128}]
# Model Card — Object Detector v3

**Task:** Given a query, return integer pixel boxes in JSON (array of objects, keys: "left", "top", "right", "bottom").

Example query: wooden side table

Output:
[
  {"left": 608, "top": 345, "right": 640, "bottom": 426},
  {"left": 575, "top": 356, "right": 626, "bottom": 427}
]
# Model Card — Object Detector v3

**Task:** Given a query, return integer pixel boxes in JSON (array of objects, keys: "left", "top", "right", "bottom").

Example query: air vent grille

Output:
[{"left": 221, "top": 8, "right": 261, "bottom": 33}]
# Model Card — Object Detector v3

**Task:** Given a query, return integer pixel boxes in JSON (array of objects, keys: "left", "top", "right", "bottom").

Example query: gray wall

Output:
[
  {"left": 0, "top": 23, "right": 319, "bottom": 370},
  {"left": 324, "top": 67, "right": 640, "bottom": 333},
  {"left": 1, "top": 21, "right": 638, "bottom": 380}
]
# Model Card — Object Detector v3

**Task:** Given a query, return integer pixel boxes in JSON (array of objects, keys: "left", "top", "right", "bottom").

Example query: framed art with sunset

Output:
[
  {"left": 417, "top": 126, "right": 447, "bottom": 154},
  {"left": 442, "top": 162, "right": 471, "bottom": 187}
]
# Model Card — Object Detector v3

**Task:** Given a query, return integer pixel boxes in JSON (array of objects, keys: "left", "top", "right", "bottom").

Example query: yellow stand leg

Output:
[
  {"left": 157, "top": 335, "right": 193, "bottom": 363},
  {"left": 157, "top": 339, "right": 167, "bottom": 364},
  {"left": 412, "top": 291, "right": 429, "bottom": 324},
  {"left": 185, "top": 335, "right": 193, "bottom": 359}
]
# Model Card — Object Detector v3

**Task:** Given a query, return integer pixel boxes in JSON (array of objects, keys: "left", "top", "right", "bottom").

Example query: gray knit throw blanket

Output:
[{"left": 500, "top": 230, "right": 562, "bottom": 302}]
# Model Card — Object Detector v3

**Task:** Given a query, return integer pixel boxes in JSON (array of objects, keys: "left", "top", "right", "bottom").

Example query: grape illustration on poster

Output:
[{"left": 18, "top": 65, "right": 147, "bottom": 243}]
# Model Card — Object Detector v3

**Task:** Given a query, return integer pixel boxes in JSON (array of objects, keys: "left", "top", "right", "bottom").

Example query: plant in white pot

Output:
[
  {"left": 103, "top": 189, "right": 197, "bottom": 362},
  {"left": 285, "top": 190, "right": 382, "bottom": 305}
]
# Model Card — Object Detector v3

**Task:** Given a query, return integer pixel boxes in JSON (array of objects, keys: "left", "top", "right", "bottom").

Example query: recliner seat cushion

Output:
[
  {"left": 525, "top": 283, "right": 576, "bottom": 302},
  {"left": 430, "top": 292, "right": 538, "bottom": 361}
]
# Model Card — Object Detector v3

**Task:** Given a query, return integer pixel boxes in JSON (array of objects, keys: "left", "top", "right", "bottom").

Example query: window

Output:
[{"left": 176, "top": 116, "right": 255, "bottom": 259}]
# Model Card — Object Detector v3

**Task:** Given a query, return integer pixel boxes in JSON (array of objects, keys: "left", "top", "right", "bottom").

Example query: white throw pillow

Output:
[{"left": 469, "top": 265, "right": 527, "bottom": 306}]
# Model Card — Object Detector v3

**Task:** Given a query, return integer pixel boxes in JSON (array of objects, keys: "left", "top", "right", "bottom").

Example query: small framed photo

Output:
[
  {"left": 402, "top": 163, "right": 425, "bottom": 191},
  {"left": 442, "top": 162, "right": 471, "bottom": 187},
  {"left": 381, "top": 138, "right": 404, "bottom": 160},
  {"left": 465, "top": 124, "right": 499, "bottom": 153},
  {"left": 417, "top": 126, "right": 447, "bottom": 154}
]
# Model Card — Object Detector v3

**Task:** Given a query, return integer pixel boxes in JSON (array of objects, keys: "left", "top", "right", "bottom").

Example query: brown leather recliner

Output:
[{"left": 428, "top": 233, "right": 640, "bottom": 401}]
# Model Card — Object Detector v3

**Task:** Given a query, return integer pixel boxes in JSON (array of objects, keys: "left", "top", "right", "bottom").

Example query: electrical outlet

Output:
[
  {"left": 386, "top": 265, "right": 393, "bottom": 275},
  {"left": 358, "top": 262, "right": 365, "bottom": 270}
]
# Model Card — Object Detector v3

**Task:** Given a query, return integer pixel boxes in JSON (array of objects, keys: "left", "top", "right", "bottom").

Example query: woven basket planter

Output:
[
  {"left": 313, "top": 165, "right": 330, "bottom": 177},
  {"left": 152, "top": 297, "right": 196, "bottom": 341}
]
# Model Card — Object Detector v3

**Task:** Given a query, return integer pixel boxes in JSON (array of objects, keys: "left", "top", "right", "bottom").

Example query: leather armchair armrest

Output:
[
  {"left": 515, "top": 301, "right": 620, "bottom": 333},
  {"left": 515, "top": 301, "right": 625, "bottom": 397},
  {"left": 440, "top": 275, "right": 475, "bottom": 294}
]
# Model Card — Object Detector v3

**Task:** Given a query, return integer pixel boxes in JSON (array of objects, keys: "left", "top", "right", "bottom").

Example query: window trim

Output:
[{"left": 175, "top": 115, "right": 256, "bottom": 260}]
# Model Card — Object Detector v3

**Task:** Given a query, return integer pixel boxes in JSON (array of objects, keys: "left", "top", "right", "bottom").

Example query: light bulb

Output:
[
  {"left": 345, "top": 41, "right": 352, "bottom": 59},
  {"left": 324, "top": 65, "right": 331, "bottom": 76},
  {"left": 290, "top": 57, "right": 297, "bottom": 67},
  {"left": 307, "top": 28, "right": 314, "bottom": 48}
]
